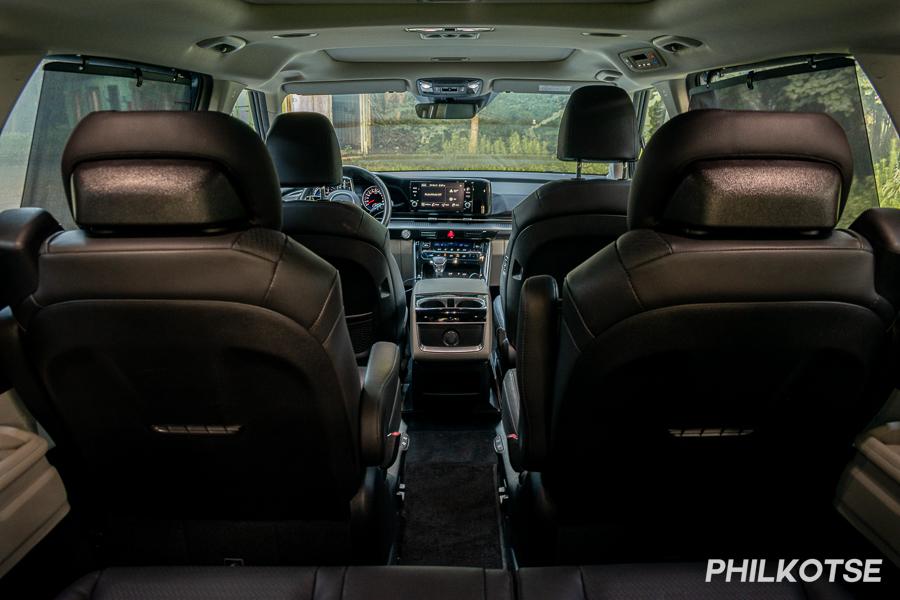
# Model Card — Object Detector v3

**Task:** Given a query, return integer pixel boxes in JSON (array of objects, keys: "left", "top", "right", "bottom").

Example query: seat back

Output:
[
  {"left": 267, "top": 113, "right": 406, "bottom": 359},
  {"left": 530, "top": 109, "right": 894, "bottom": 556},
  {"left": 0, "top": 112, "right": 363, "bottom": 527},
  {"left": 499, "top": 86, "right": 638, "bottom": 345}
]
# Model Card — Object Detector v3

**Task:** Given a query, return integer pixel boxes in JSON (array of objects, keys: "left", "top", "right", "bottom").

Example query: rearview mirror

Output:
[{"left": 415, "top": 103, "right": 478, "bottom": 119}]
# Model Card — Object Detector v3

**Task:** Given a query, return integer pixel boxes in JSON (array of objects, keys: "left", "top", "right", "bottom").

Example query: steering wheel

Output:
[{"left": 285, "top": 165, "right": 392, "bottom": 227}]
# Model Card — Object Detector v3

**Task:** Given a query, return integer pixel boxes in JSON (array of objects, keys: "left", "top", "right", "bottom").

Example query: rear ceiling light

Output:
[
  {"left": 595, "top": 69, "right": 623, "bottom": 82},
  {"left": 272, "top": 32, "right": 318, "bottom": 39},
  {"left": 429, "top": 57, "right": 470, "bottom": 62},
  {"left": 196, "top": 36, "right": 247, "bottom": 54},
  {"left": 582, "top": 32, "right": 626, "bottom": 38},
  {"left": 652, "top": 35, "right": 703, "bottom": 54}
]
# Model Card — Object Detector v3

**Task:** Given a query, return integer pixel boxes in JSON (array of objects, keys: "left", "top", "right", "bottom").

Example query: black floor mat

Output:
[{"left": 398, "top": 429, "right": 503, "bottom": 568}]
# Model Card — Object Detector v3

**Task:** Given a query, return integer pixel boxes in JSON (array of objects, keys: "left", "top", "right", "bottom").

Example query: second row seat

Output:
[
  {"left": 502, "top": 108, "right": 897, "bottom": 564},
  {"left": 0, "top": 110, "right": 403, "bottom": 565}
]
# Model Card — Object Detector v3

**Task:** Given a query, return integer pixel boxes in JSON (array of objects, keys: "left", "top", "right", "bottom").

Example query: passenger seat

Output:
[
  {"left": 495, "top": 85, "right": 638, "bottom": 365},
  {"left": 0, "top": 111, "right": 403, "bottom": 565},
  {"left": 502, "top": 108, "right": 895, "bottom": 563}
]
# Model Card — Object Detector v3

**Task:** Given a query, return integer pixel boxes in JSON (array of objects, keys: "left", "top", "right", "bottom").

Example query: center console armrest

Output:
[{"left": 360, "top": 342, "right": 402, "bottom": 468}]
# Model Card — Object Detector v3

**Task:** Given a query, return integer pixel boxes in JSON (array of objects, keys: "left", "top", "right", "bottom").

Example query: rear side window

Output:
[
  {"left": 230, "top": 89, "right": 256, "bottom": 132},
  {"left": 0, "top": 59, "right": 198, "bottom": 227},
  {"left": 640, "top": 87, "right": 670, "bottom": 145},
  {"left": 689, "top": 57, "right": 899, "bottom": 227}
]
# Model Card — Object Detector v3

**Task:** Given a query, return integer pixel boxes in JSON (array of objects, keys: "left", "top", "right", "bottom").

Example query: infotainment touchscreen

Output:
[
  {"left": 408, "top": 179, "right": 490, "bottom": 215},
  {"left": 410, "top": 181, "right": 466, "bottom": 211}
]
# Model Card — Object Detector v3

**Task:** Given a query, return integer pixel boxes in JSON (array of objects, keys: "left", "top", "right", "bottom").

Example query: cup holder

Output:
[
  {"left": 415, "top": 296, "right": 486, "bottom": 310},
  {"left": 456, "top": 299, "right": 485, "bottom": 309},
  {"left": 417, "top": 298, "right": 447, "bottom": 309}
]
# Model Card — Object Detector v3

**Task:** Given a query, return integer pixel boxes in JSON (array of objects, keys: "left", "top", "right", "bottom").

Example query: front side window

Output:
[
  {"left": 0, "top": 59, "right": 196, "bottom": 227},
  {"left": 689, "top": 57, "right": 899, "bottom": 227},
  {"left": 281, "top": 91, "right": 611, "bottom": 176}
]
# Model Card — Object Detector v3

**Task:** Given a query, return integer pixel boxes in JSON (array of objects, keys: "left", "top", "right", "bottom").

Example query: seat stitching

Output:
[
  {"left": 311, "top": 273, "right": 341, "bottom": 331},
  {"left": 310, "top": 566, "right": 318, "bottom": 600},
  {"left": 563, "top": 281, "right": 595, "bottom": 342},
  {"left": 614, "top": 241, "right": 645, "bottom": 310},
  {"left": 578, "top": 566, "right": 589, "bottom": 600},
  {"left": 262, "top": 235, "right": 289, "bottom": 306}
]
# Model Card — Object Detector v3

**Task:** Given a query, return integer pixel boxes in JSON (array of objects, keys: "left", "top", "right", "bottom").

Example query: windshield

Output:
[{"left": 281, "top": 92, "right": 610, "bottom": 176}]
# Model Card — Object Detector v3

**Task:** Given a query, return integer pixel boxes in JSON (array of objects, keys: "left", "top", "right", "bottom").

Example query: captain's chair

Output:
[
  {"left": 0, "top": 111, "right": 402, "bottom": 565},
  {"left": 495, "top": 85, "right": 639, "bottom": 364},
  {"left": 503, "top": 109, "right": 894, "bottom": 563},
  {"left": 267, "top": 113, "right": 407, "bottom": 362}
]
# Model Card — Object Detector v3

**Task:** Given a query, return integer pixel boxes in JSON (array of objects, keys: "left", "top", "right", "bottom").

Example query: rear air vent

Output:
[
  {"left": 582, "top": 32, "right": 626, "bottom": 38},
  {"left": 430, "top": 57, "right": 470, "bottom": 62}
]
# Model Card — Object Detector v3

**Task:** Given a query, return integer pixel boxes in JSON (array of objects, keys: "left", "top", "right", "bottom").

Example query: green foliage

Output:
[{"left": 305, "top": 92, "right": 607, "bottom": 174}]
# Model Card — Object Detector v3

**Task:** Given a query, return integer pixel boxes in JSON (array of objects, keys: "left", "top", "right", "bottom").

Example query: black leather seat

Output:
[
  {"left": 56, "top": 566, "right": 513, "bottom": 600},
  {"left": 495, "top": 85, "right": 638, "bottom": 360},
  {"left": 266, "top": 113, "right": 407, "bottom": 361},
  {"left": 517, "top": 564, "right": 861, "bottom": 600},
  {"left": 54, "top": 563, "right": 875, "bottom": 600},
  {"left": 502, "top": 109, "right": 894, "bottom": 563},
  {"left": 0, "top": 111, "right": 402, "bottom": 565}
]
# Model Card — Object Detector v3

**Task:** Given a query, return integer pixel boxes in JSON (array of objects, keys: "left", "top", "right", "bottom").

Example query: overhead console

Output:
[{"left": 408, "top": 179, "right": 491, "bottom": 217}]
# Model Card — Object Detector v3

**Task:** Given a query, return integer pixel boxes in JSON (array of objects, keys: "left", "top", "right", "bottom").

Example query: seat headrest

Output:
[
  {"left": 266, "top": 113, "right": 343, "bottom": 188},
  {"left": 62, "top": 111, "right": 282, "bottom": 232},
  {"left": 628, "top": 109, "right": 853, "bottom": 232},
  {"left": 557, "top": 85, "right": 638, "bottom": 162}
]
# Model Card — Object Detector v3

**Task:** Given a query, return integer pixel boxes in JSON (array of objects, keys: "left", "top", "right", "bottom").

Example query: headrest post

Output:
[{"left": 576, "top": 160, "right": 582, "bottom": 179}]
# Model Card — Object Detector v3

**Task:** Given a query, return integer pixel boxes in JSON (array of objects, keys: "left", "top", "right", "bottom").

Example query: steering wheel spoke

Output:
[{"left": 342, "top": 165, "right": 392, "bottom": 226}]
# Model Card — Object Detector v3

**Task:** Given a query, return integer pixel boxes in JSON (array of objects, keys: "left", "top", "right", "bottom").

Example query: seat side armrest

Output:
[
  {"left": 512, "top": 275, "right": 559, "bottom": 471},
  {"left": 360, "top": 341, "right": 402, "bottom": 468},
  {"left": 0, "top": 208, "right": 62, "bottom": 309}
]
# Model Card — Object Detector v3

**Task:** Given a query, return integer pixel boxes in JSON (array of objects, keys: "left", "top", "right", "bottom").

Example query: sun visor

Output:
[
  {"left": 282, "top": 79, "right": 408, "bottom": 95},
  {"left": 491, "top": 79, "right": 613, "bottom": 94}
]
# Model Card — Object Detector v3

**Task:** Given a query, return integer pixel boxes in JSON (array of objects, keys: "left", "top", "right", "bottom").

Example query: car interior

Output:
[{"left": 0, "top": 1, "right": 898, "bottom": 599}]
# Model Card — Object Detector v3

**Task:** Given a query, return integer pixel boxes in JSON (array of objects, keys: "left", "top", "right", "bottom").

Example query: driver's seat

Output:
[{"left": 267, "top": 112, "right": 407, "bottom": 361}]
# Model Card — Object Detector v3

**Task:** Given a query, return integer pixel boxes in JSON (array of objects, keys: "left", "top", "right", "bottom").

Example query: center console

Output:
[
  {"left": 408, "top": 278, "right": 494, "bottom": 413},
  {"left": 416, "top": 238, "right": 489, "bottom": 279}
]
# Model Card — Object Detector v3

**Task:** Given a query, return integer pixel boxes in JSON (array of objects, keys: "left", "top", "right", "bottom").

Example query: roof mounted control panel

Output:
[{"left": 619, "top": 48, "right": 666, "bottom": 72}]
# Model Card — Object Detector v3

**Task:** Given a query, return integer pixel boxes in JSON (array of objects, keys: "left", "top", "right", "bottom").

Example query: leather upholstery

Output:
[
  {"left": 509, "top": 109, "right": 893, "bottom": 563},
  {"left": 628, "top": 109, "right": 854, "bottom": 230},
  {"left": 267, "top": 112, "right": 343, "bottom": 187},
  {"left": 0, "top": 111, "right": 398, "bottom": 565},
  {"left": 517, "top": 564, "right": 856, "bottom": 600},
  {"left": 557, "top": 86, "right": 638, "bottom": 162},
  {"left": 0, "top": 207, "right": 62, "bottom": 308},
  {"left": 55, "top": 566, "right": 513, "bottom": 600},
  {"left": 503, "top": 275, "right": 558, "bottom": 472},
  {"left": 62, "top": 111, "right": 282, "bottom": 230},
  {"left": 360, "top": 341, "right": 402, "bottom": 468},
  {"left": 54, "top": 564, "right": 858, "bottom": 600},
  {"left": 499, "top": 171, "right": 630, "bottom": 348},
  {"left": 277, "top": 165, "right": 407, "bottom": 358},
  {"left": 851, "top": 207, "right": 900, "bottom": 309}
]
